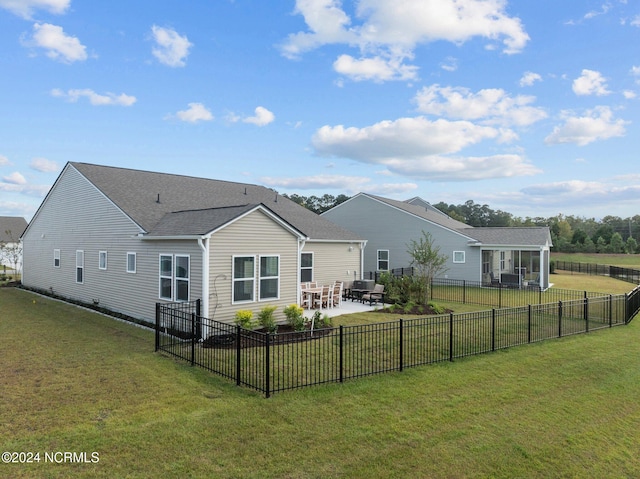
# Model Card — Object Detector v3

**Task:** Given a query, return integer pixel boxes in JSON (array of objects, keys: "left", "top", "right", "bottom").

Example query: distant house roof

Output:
[
  {"left": 68, "top": 162, "right": 362, "bottom": 241},
  {"left": 328, "top": 193, "right": 551, "bottom": 248},
  {"left": 0, "top": 216, "right": 28, "bottom": 242},
  {"left": 460, "top": 227, "right": 553, "bottom": 247}
]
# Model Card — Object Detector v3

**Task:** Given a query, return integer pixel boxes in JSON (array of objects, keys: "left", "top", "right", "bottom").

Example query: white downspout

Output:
[
  {"left": 197, "top": 236, "right": 210, "bottom": 320},
  {"left": 298, "top": 239, "right": 306, "bottom": 305}
]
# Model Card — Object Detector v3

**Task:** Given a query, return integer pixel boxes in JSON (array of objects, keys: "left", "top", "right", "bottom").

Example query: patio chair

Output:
[
  {"left": 361, "top": 284, "right": 385, "bottom": 306},
  {"left": 332, "top": 281, "right": 343, "bottom": 308},
  {"left": 313, "top": 284, "right": 332, "bottom": 309}
]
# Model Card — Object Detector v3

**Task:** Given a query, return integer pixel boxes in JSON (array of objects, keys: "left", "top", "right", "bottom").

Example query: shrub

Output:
[
  {"left": 258, "top": 305, "right": 278, "bottom": 333},
  {"left": 427, "top": 301, "right": 446, "bottom": 314},
  {"left": 310, "top": 310, "right": 332, "bottom": 329},
  {"left": 234, "top": 310, "right": 254, "bottom": 329},
  {"left": 283, "top": 304, "right": 306, "bottom": 331}
]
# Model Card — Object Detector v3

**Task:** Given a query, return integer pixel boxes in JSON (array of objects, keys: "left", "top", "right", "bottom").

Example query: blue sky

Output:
[{"left": 1, "top": 0, "right": 639, "bottom": 222}]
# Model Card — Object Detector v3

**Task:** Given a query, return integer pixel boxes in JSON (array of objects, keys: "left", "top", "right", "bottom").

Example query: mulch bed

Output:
[
  {"left": 373, "top": 304, "right": 453, "bottom": 315},
  {"left": 201, "top": 324, "right": 333, "bottom": 349}
]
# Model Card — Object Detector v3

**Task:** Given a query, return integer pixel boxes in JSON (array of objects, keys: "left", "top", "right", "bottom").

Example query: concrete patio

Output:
[{"left": 303, "top": 298, "right": 385, "bottom": 318}]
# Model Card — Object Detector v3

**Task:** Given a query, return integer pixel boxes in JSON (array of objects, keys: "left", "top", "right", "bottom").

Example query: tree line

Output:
[{"left": 283, "top": 194, "right": 640, "bottom": 254}]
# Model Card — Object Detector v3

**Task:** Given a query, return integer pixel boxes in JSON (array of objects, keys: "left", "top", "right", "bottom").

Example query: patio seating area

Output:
[{"left": 300, "top": 280, "right": 385, "bottom": 318}]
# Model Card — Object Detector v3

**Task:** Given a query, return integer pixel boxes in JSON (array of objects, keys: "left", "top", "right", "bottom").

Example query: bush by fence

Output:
[{"left": 156, "top": 286, "right": 640, "bottom": 397}]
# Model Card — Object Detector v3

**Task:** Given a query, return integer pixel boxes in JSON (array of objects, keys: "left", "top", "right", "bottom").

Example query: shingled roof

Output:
[
  {"left": 347, "top": 193, "right": 551, "bottom": 248},
  {"left": 0, "top": 216, "right": 28, "bottom": 242},
  {"left": 459, "top": 227, "right": 552, "bottom": 247},
  {"left": 70, "top": 162, "right": 362, "bottom": 241}
]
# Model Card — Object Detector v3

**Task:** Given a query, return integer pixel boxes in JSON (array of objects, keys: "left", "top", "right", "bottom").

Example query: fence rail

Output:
[
  {"left": 156, "top": 287, "right": 637, "bottom": 397},
  {"left": 555, "top": 260, "right": 640, "bottom": 284}
]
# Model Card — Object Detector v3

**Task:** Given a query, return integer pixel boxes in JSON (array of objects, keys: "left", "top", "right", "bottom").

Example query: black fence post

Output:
[
  {"left": 155, "top": 303, "right": 160, "bottom": 352},
  {"left": 558, "top": 301, "right": 563, "bottom": 338},
  {"left": 463, "top": 280, "right": 466, "bottom": 304},
  {"left": 236, "top": 325, "right": 241, "bottom": 386},
  {"left": 527, "top": 304, "right": 532, "bottom": 343},
  {"left": 491, "top": 309, "right": 496, "bottom": 352},
  {"left": 190, "top": 312, "right": 196, "bottom": 366},
  {"left": 399, "top": 319, "right": 404, "bottom": 372},
  {"left": 498, "top": 284, "right": 502, "bottom": 309},
  {"left": 584, "top": 296, "right": 589, "bottom": 333},
  {"left": 265, "top": 333, "right": 270, "bottom": 398},
  {"left": 339, "top": 325, "right": 344, "bottom": 383},
  {"left": 449, "top": 313, "right": 454, "bottom": 362}
]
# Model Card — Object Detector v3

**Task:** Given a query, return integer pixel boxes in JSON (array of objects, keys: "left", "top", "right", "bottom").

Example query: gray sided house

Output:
[
  {"left": 321, "top": 193, "right": 553, "bottom": 290},
  {"left": 21, "top": 163, "right": 364, "bottom": 325}
]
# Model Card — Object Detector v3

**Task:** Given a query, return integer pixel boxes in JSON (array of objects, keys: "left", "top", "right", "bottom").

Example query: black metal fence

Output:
[
  {"left": 364, "top": 267, "right": 414, "bottom": 282},
  {"left": 156, "top": 288, "right": 637, "bottom": 397},
  {"left": 555, "top": 260, "right": 640, "bottom": 284},
  {"left": 429, "top": 278, "right": 611, "bottom": 309}
]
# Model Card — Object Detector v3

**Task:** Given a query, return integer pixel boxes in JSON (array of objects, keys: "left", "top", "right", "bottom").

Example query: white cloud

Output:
[
  {"left": 519, "top": 71, "right": 542, "bottom": 87},
  {"left": 173, "top": 103, "right": 213, "bottom": 123},
  {"left": 243, "top": 106, "right": 275, "bottom": 126},
  {"left": 0, "top": 0, "right": 69, "bottom": 19},
  {"left": 440, "top": 56, "right": 458, "bottom": 72},
  {"left": 51, "top": 88, "right": 136, "bottom": 106},
  {"left": 151, "top": 25, "right": 192, "bottom": 67},
  {"left": 2, "top": 171, "right": 27, "bottom": 185},
  {"left": 311, "top": 116, "right": 541, "bottom": 181},
  {"left": 0, "top": 154, "right": 10, "bottom": 166},
  {"left": 262, "top": 174, "right": 372, "bottom": 191},
  {"left": 622, "top": 90, "right": 636, "bottom": 99},
  {"left": 572, "top": 69, "right": 611, "bottom": 96},
  {"left": 333, "top": 54, "right": 418, "bottom": 82},
  {"left": 630, "top": 14, "right": 640, "bottom": 26},
  {"left": 281, "top": 0, "right": 529, "bottom": 82},
  {"left": 28, "top": 23, "right": 87, "bottom": 63},
  {"left": 414, "top": 84, "right": 547, "bottom": 127},
  {"left": 30, "top": 158, "right": 59, "bottom": 172},
  {"left": 544, "top": 106, "right": 627, "bottom": 146}
]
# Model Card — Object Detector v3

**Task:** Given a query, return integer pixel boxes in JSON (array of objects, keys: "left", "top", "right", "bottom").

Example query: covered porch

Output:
[{"left": 481, "top": 248, "right": 550, "bottom": 290}]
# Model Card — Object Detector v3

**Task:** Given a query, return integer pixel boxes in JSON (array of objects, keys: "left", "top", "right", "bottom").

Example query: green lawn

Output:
[
  {"left": 552, "top": 252, "right": 640, "bottom": 269},
  {"left": 2, "top": 287, "right": 640, "bottom": 478}
]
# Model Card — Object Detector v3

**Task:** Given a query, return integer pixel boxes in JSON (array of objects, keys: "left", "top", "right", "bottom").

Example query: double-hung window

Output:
[
  {"left": 127, "top": 252, "right": 136, "bottom": 273},
  {"left": 377, "top": 250, "right": 389, "bottom": 271},
  {"left": 76, "top": 250, "right": 84, "bottom": 284},
  {"left": 53, "top": 249, "right": 60, "bottom": 268},
  {"left": 99, "top": 251, "right": 108, "bottom": 270},
  {"left": 259, "top": 255, "right": 279, "bottom": 300},
  {"left": 233, "top": 256, "right": 255, "bottom": 303},
  {"left": 300, "top": 252, "right": 313, "bottom": 282},
  {"left": 159, "top": 254, "right": 190, "bottom": 301}
]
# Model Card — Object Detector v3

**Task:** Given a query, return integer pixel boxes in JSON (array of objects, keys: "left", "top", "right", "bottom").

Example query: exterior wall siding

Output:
[
  {"left": 323, "top": 195, "right": 480, "bottom": 281},
  {"left": 301, "top": 241, "right": 361, "bottom": 286},
  {"left": 21, "top": 166, "right": 202, "bottom": 323},
  {"left": 208, "top": 210, "right": 300, "bottom": 325}
]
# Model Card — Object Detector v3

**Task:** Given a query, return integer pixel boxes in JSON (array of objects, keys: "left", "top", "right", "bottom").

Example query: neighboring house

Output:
[
  {"left": 21, "top": 163, "right": 365, "bottom": 325},
  {"left": 0, "top": 216, "right": 28, "bottom": 275},
  {"left": 321, "top": 193, "right": 553, "bottom": 290}
]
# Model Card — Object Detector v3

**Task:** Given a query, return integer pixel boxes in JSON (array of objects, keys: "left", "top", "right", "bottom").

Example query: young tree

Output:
[{"left": 406, "top": 231, "right": 449, "bottom": 305}]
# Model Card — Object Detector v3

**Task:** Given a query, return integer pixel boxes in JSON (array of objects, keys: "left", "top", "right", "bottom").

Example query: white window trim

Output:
[
  {"left": 377, "top": 249, "right": 389, "bottom": 271},
  {"left": 300, "top": 252, "right": 314, "bottom": 283},
  {"left": 127, "top": 252, "right": 137, "bottom": 273},
  {"left": 258, "top": 254, "right": 280, "bottom": 301},
  {"left": 453, "top": 251, "right": 465, "bottom": 263},
  {"left": 99, "top": 251, "right": 108, "bottom": 270},
  {"left": 232, "top": 255, "right": 256, "bottom": 304},
  {"left": 53, "top": 249, "right": 60, "bottom": 268},
  {"left": 159, "top": 254, "right": 173, "bottom": 300},
  {"left": 76, "top": 250, "right": 84, "bottom": 284},
  {"left": 175, "top": 254, "right": 190, "bottom": 302}
]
